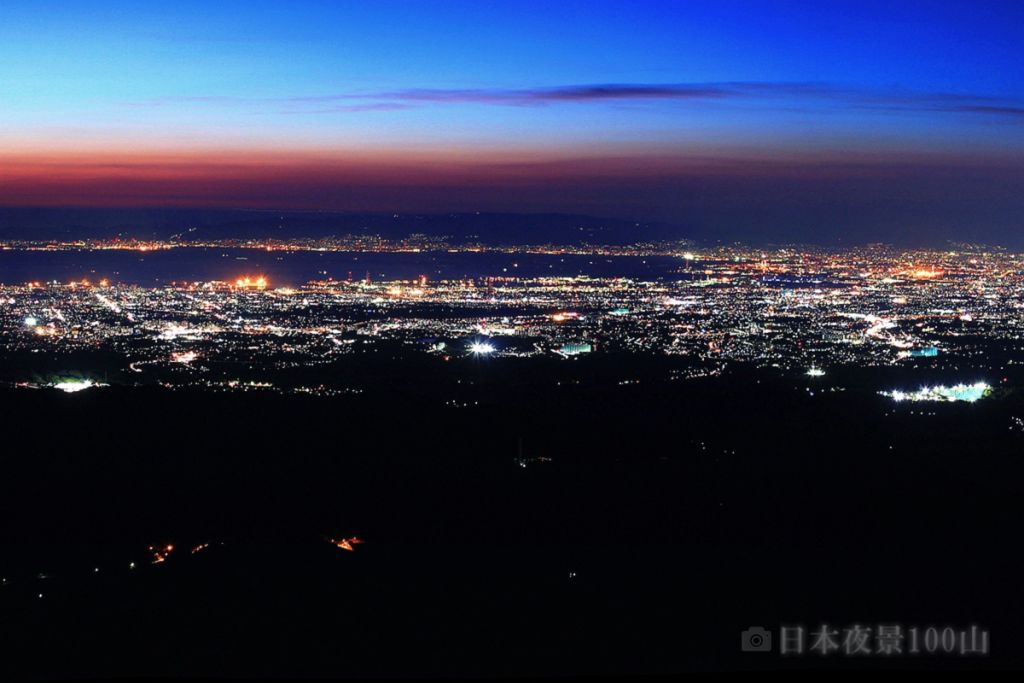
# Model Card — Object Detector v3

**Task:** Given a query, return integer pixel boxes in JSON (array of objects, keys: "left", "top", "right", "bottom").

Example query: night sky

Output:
[{"left": 2, "top": 0, "right": 1022, "bottom": 242}]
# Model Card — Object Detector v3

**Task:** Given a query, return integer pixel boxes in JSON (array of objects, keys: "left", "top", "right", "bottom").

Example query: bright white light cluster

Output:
[
  {"left": 468, "top": 341, "right": 495, "bottom": 355},
  {"left": 884, "top": 381, "right": 991, "bottom": 403},
  {"left": 52, "top": 379, "right": 96, "bottom": 393}
]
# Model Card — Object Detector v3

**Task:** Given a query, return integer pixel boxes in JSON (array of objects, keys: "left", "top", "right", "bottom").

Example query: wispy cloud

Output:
[
  {"left": 944, "top": 104, "right": 1024, "bottom": 119},
  {"left": 126, "top": 82, "right": 1024, "bottom": 121},
  {"left": 363, "top": 84, "right": 732, "bottom": 104},
  {"left": 284, "top": 102, "right": 415, "bottom": 114}
]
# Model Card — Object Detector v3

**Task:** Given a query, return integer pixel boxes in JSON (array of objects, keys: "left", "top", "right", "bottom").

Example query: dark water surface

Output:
[{"left": 0, "top": 248, "right": 693, "bottom": 286}]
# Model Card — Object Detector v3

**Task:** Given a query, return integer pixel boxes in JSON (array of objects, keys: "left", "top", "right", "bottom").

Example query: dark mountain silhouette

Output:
[{"left": 0, "top": 207, "right": 683, "bottom": 246}]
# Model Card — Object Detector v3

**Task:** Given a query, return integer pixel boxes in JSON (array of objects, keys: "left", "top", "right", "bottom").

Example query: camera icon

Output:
[{"left": 740, "top": 626, "right": 772, "bottom": 652}]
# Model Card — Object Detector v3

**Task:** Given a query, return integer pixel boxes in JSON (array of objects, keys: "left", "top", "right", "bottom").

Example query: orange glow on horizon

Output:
[{"left": 3, "top": 144, "right": 1012, "bottom": 211}]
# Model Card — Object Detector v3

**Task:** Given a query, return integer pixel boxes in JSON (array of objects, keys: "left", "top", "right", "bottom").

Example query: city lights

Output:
[{"left": 1, "top": 244, "right": 1023, "bottom": 401}]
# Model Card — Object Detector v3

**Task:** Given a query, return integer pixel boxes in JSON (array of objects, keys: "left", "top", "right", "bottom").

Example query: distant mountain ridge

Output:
[
  {"left": 1, "top": 206, "right": 1019, "bottom": 249},
  {"left": 0, "top": 207, "right": 683, "bottom": 247}
]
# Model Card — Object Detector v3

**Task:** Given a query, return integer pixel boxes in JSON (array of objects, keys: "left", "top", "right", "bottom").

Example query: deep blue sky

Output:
[{"left": 1, "top": 1, "right": 1022, "bottom": 242}]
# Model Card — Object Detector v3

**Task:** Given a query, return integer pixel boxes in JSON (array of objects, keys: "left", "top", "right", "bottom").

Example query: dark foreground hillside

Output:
[{"left": 1, "top": 364, "right": 1022, "bottom": 676}]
